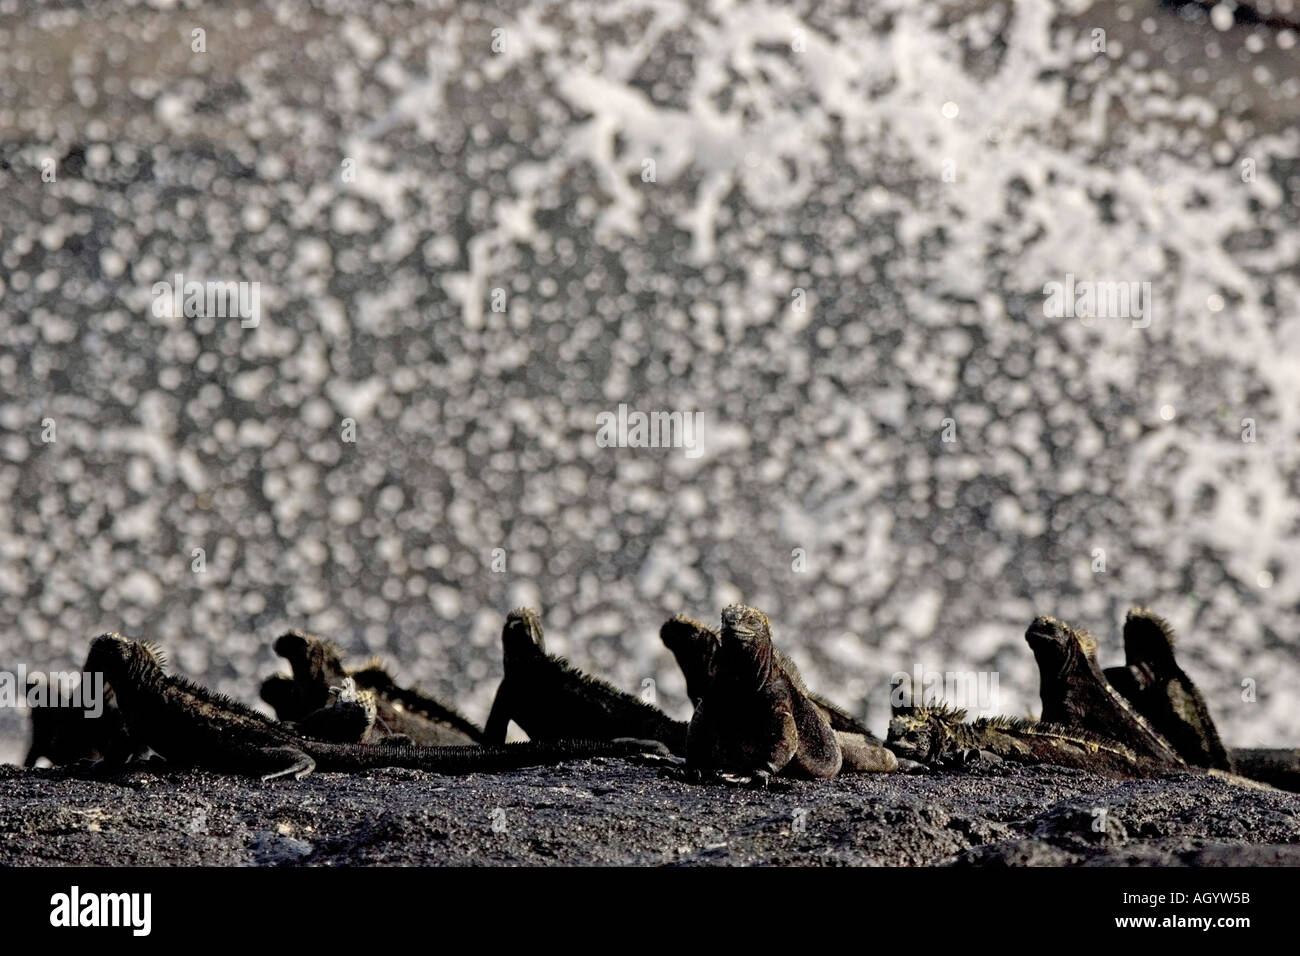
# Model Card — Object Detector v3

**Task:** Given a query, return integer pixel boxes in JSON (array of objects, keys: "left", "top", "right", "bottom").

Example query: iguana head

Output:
[
  {"left": 886, "top": 708, "right": 938, "bottom": 762},
  {"left": 502, "top": 607, "right": 547, "bottom": 664},
  {"left": 1123, "top": 608, "right": 1177, "bottom": 670},
  {"left": 886, "top": 704, "right": 968, "bottom": 764},
  {"left": 1025, "top": 615, "right": 1096, "bottom": 681},
  {"left": 259, "top": 674, "right": 300, "bottom": 718},
  {"left": 716, "top": 604, "right": 776, "bottom": 687},
  {"left": 273, "top": 631, "right": 348, "bottom": 714},
  {"left": 274, "top": 631, "right": 349, "bottom": 684},
  {"left": 883, "top": 707, "right": 946, "bottom": 764},
  {"left": 86, "top": 633, "right": 166, "bottom": 684},
  {"left": 659, "top": 614, "right": 720, "bottom": 703}
]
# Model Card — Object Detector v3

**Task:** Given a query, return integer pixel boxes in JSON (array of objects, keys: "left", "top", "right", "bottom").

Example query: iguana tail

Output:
[{"left": 303, "top": 737, "right": 669, "bottom": 774}]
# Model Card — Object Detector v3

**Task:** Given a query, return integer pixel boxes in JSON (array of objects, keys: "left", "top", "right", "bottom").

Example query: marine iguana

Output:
[
  {"left": 262, "top": 631, "right": 484, "bottom": 746},
  {"left": 662, "top": 613, "right": 878, "bottom": 733},
  {"left": 86, "top": 633, "right": 667, "bottom": 781},
  {"left": 886, "top": 703, "right": 1164, "bottom": 776},
  {"left": 1102, "top": 608, "right": 1233, "bottom": 771},
  {"left": 259, "top": 631, "right": 349, "bottom": 722},
  {"left": 299, "top": 678, "right": 380, "bottom": 745},
  {"left": 259, "top": 643, "right": 378, "bottom": 744},
  {"left": 662, "top": 612, "right": 896, "bottom": 773},
  {"left": 1025, "top": 616, "right": 1185, "bottom": 767},
  {"left": 484, "top": 608, "right": 689, "bottom": 755},
  {"left": 687, "top": 605, "right": 855, "bottom": 782},
  {"left": 888, "top": 705, "right": 1276, "bottom": 791}
]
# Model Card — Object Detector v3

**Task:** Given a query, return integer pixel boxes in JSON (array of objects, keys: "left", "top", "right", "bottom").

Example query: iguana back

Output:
[{"left": 484, "top": 608, "right": 689, "bottom": 755}]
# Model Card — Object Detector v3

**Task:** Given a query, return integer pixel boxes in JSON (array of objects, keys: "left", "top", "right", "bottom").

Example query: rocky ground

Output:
[{"left": 3, "top": 758, "right": 1298, "bottom": 866}]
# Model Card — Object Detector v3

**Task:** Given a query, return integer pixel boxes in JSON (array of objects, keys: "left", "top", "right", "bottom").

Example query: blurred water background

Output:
[{"left": 2, "top": 0, "right": 1298, "bottom": 763}]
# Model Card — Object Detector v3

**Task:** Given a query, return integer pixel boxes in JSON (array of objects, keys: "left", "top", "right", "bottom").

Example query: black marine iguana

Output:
[
  {"left": 685, "top": 604, "right": 895, "bottom": 782},
  {"left": 262, "top": 631, "right": 484, "bottom": 746},
  {"left": 259, "top": 632, "right": 361, "bottom": 734},
  {"left": 662, "top": 612, "right": 896, "bottom": 774},
  {"left": 888, "top": 704, "right": 1277, "bottom": 792},
  {"left": 886, "top": 703, "right": 1165, "bottom": 776},
  {"left": 297, "top": 677, "right": 379, "bottom": 745},
  {"left": 484, "top": 608, "right": 689, "bottom": 755},
  {"left": 1025, "top": 616, "right": 1185, "bottom": 767},
  {"left": 1097, "top": 609, "right": 1300, "bottom": 789},
  {"left": 1102, "top": 608, "right": 1233, "bottom": 771},
  {"left": 87, "top": 633, "right": 667, "bottom": 781}
]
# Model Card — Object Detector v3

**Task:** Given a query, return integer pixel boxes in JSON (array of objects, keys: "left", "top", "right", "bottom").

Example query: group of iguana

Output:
[
  {"left": 889, "top": 610, "right": 1297, "bottom": 792},
  {"left": 20, "top": 604, "right": 1300, "bottom": 791}
]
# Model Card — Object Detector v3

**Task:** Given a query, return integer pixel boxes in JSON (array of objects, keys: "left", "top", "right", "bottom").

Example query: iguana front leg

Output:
[
  {"left": 788, "top": 693, "right": 841, "bottom": 779},
  {"left": 754, "top": 707, "right": 799, "bottom": 777},
  {"left": 711, "top": 709, "right": 793, "bottom": 787},
  {"left": 260, "top": 674, "right": 306, "bottom": 723},
  {"left": 685, "top": 697, "right": 716, "bottom": 777},
  {"left": 483, "top": 682, "right": 514, "bottom": 744}
]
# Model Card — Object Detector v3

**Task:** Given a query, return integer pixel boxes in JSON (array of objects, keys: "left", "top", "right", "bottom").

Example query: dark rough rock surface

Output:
[{"left": 3, "top": 760, "right": 1298, "bottom": 866}]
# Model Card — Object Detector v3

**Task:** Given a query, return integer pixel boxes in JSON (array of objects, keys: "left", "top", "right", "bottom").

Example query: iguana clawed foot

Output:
[
  {"left": 68, "top": 757, "right": 109, "bottom": 776},
  {"left": 607, "top": 737, "right": 678, "bottom": 765},
  {"left": 259, "top": 748, "right": 316, "bottom": 783},
  {"left": 689, "top": 768, "right": 778, "bottom": 789}
]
